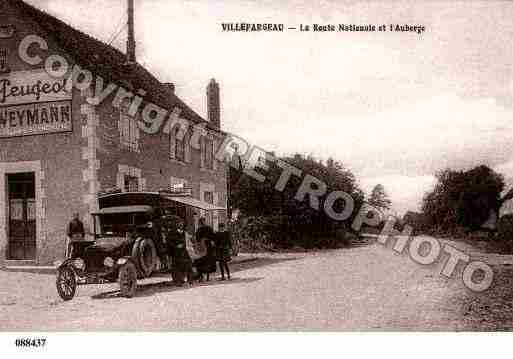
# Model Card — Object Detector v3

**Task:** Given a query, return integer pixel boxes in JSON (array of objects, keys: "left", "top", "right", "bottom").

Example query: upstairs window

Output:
[
  {"left": 119, "top": 101, "right": 139, "bottom": 152},
  {"left": 203, "top": 138, "right": 214, "bottom": 170},
  {"left": 170, "top": 127, "right": 185, "bottom": 162},
  {"left": 124, "top": 175, "right": 139, "bottom": 192},
  {"left": 204, "top": 191, "right": 214, "bottom": 204},
  {"left": 0, "top": 48, "right": 8, "bottom": 73}
]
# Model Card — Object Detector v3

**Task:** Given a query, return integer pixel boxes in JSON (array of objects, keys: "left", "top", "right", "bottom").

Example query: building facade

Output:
[{"left": 0, "top": 0, "right": 228, "bottom": 266}]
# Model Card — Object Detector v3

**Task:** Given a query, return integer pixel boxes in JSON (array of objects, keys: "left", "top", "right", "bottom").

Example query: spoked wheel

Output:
[
  {"left": 138, "top": 238, "right": 157, "bottom": 278},
  {"left": 56, "top": 266, "right": 77, "bottom": 301},
  {"left": 118, "top": 261, "right": 137, "bottom": 298}
]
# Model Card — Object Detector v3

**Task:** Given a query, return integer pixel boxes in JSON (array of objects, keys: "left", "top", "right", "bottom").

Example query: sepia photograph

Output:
[{"left": 1, "top": 0, "right": 513, "bottom": 355}]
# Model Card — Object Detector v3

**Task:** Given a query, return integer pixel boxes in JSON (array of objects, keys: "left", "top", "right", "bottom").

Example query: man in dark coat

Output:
[
  {"left": 66, "top": 212, "right": 85, "bottom": 258},
  {"left": 166, "top": 216, "right": 194, "bottom": 286},
  {"left": 194, "top": 217, "right": 216, "bottom": 281},
  {"left": 67, "top": 212, "right": 85, "bottom": 239},
  {"left": 215, "top": 223, "right": 232, "bottom": 280}
]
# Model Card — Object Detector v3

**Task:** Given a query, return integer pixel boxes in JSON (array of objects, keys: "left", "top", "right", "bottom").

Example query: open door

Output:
[{"left": 7, "top": 172, "right": 36, "bottom": 260}]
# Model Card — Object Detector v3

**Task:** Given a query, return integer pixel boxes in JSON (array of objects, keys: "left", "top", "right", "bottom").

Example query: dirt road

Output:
[{"left": 1, "top": 238, "right": 513, "bottom": 330}]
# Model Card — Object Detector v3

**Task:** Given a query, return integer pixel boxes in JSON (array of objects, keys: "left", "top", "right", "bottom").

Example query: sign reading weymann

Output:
[{"left": 0, "top": 69, "right": 72, "bottom": 137}]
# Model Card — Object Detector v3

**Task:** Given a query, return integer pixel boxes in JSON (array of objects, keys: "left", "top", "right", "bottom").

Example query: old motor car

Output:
[{"left": 55, "top": 189, "right": 225, "bottom": 300}]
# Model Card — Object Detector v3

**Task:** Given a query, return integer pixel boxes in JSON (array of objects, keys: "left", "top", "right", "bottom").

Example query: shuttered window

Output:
[
  {"left": 169, "top": 127, "right": 187, "bottom": 162},
  {"left": 0, "top": 48, "right": 8, "bottom": 73},
  {"left": 119, "top": 101, "right": 139, "bottom": 152},
  {"left": 204, "top": 138, "right": 214, "bottom": 170},
  {"left": 124, "top": 175, "right": 139, "bottom": 192}
]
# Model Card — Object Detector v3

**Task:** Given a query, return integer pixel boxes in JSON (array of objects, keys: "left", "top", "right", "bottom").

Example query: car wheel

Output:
[
  {"left": 118, "top": 261, "right": 137, "bottom": 298},
  {"left": 56, "top": 266, "right": 76, "bottom": 301},
  {"left": 133, "top": 238, "right": 157, "bottom": 278}
]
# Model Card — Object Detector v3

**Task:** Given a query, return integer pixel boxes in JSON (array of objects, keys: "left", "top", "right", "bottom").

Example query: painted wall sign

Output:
[
  {"left": 0, "top": 69, "right": 72, "bottom": 106},
  {"left": 0, "top": 100, "right": 72, "bottom": 138},
  {"left": 0, "top": 25, "right": 15, "bottom": 39}
]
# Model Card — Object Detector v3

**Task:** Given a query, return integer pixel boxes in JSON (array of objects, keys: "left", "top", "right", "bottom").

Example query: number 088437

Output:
[{"left": 15, "top": 338, "right": 46, "bottom": 348}]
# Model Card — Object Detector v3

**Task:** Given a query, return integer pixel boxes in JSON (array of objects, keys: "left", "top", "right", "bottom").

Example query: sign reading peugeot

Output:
[{"left": 0, "top": 69, "right": 72, "bottom": 138}]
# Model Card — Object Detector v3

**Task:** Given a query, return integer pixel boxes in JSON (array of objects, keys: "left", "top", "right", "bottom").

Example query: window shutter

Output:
[
  {"left": 116, "top": 172, "right": 124, "bottom": 190},
  {"left": 0, "top": 48, "right": 8, "bottom": 73},
  {"left": 169, "top": 130, "right": 176, "bottom": 159},
  {"left": 199, "top": 189, "right": 206, "bottom": 218},
  {"left": 213, "top": 139, "right": 218, "bottom": 170},
  {"left": 134, "top": 116, "right": 140, "bottom": 151},
  {"left": 185, "top": 132, "right": 191, "bottom": 163},
  {"left": 213, "top": 192, "right": 219, "bottom": 231},
  {"left": 200, "top": 137, "right": 205, "bottom": 168}
]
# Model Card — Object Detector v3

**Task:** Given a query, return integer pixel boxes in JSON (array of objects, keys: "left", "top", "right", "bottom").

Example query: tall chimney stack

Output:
[
  {"left": 207, "top": 78, "right": 220, "bottom": 128},
  {"left": 126, "top": 0, "right": 136, "bottom": 64}
]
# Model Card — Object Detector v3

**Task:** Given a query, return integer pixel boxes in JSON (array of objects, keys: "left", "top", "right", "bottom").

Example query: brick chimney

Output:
[
  {"left": 207, "top": 78, "right": 220, "bottom": 128},
  {"left": 126, "top": 0, "right": 136, "bottom": 64}
]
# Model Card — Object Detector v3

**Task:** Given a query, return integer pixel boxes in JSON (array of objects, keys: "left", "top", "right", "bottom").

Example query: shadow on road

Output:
[
  {"left": 230, "top": 256, "right": 300, "bottom": 273},
  {"left": 91, "top": 256, "right": 300, "bottom": 300},
  {"left": 91, "top": 276, "right": 263, "bottom": 300}
]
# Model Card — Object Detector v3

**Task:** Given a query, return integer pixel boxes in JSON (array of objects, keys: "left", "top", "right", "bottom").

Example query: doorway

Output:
[{"left": 7, "top": 172, "right": 36, "bottom": 260}]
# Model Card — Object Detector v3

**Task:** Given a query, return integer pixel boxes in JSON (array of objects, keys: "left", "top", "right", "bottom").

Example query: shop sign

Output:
[
  {"left": 0, "top": 69, "right": 71, "bottom": 106},
  {"left": 0, "top": 100, "right": 72, "bottom": 138},
  {"left": 0, "top": 69, "right": 72, "bottom": 137}
]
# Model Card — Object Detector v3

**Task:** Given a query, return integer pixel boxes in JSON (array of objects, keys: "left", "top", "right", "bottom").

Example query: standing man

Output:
[
  {"left": 215, "top": 223, "right": 232, "bottom": 280},
  {"left": 166, "top": 216, "right": 194, "bottom": 286},
  {"left": 66, "top": 212, "right": 85, "bottom": 258},
  {"left": 194, "top": 217, "right": 217, "bottom": 281}
]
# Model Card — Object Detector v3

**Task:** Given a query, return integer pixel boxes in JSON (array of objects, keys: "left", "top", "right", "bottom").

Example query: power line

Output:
[
  {"left": 106, "top": 14, "right": 128, "bottom": 46},
  {"left": 107, "top": 23, "right": 127, "bottom": 46}
]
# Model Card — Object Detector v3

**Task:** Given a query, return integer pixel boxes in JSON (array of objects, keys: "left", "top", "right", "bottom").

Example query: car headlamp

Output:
[
  {"left": 73, "top": 258, "right": 85, "bottom": 270},
  {"left": 103, "top": 257, "right": 114, "bottom": 267}
]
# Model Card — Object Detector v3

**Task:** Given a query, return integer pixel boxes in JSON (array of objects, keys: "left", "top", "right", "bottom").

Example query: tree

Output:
[
  {"left": 229, "top": 153, "right": 364, "bottom": 247},
  {"left": 368, "top": 184, "right": 392, "bottom": 211},
  {"left": 422, "top": 165, "right": 505, "bottom": 232}
]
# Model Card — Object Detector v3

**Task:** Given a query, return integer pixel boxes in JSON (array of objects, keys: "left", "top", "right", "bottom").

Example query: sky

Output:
[{"left": 26, "top": 0, "right": 513, "bottom": 215}]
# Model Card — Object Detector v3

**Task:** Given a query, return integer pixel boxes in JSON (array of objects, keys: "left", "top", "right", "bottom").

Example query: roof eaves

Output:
[{"left": 12, "top": 0, "right": 225, "bottom": 135}]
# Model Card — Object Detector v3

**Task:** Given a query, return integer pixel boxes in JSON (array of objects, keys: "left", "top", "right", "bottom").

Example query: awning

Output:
[
  {"left": 92, "top": 205, "right": 153, "bottom": 215},
  {"left": 167, "top": 196, "right": 226, "bottom": 211}
]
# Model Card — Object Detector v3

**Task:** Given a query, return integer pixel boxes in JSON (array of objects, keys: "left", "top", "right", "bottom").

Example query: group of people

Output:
[
  {"left": 65, "top": 211, "right": 233, "bottom": 286},
  {"left": 165, "top": 216, "right": 233, "bottom": 286}
]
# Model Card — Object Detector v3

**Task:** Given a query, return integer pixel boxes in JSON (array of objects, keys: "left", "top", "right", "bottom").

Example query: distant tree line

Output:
[{"left": 229, "top": 153, "right": 365, "bottom": 249}]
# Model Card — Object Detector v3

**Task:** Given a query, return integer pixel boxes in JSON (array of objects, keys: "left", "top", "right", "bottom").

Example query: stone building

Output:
[{"left": 0, "top": 0, "right": 228, "bottom": 266}]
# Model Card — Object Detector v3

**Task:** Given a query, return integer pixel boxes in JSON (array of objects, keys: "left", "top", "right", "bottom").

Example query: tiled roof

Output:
[{"left": 9, "top": 0, "right": 220, "bottom": 132}]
